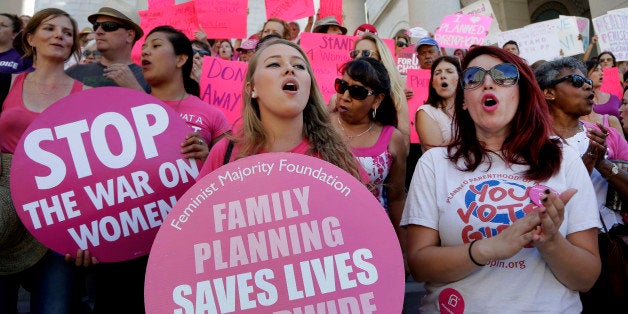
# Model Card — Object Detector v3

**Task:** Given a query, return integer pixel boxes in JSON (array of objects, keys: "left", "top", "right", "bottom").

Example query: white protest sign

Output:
[
  {"left": 458, "top": 0, "right": 501, "bottom": 45},
  {"left": 592, "top": 13, "right": 628, "bottom": 61}
]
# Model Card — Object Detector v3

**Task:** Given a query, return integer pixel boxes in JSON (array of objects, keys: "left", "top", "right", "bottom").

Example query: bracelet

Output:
[{"left": 469, "top": 240, "right": 486, "bottom": 267}]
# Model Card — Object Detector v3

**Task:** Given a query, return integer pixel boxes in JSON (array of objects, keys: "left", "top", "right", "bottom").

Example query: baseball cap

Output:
[
  {"left": 415, "top": 37, "right": 439, "bottom": 52},
  {"left": 353, "top": 24, "right": 377, "bottom": 36}
]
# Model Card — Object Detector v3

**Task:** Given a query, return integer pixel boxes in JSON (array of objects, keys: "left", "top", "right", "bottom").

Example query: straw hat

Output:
[
  {"left": 312, "top": 16, "right": 347, "bottom": 35},
  {"left": 0, "top": 154, "right": 47, "bottom": 275},
  {"left": 80, "top": 27, "right": 94, "bottom": 35},
  {"left": 88, "top": 0, "right": 144, "bottom": 41}
]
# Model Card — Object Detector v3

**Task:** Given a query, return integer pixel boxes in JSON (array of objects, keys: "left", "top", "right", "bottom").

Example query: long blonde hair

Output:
[{"left": 237, "top": 39, "right": 362, "bottom": 180}]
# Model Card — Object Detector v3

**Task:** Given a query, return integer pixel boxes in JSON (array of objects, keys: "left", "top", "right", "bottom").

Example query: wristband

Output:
[{"left": 469, "top": 240, "right": 486, "bottom": 267}]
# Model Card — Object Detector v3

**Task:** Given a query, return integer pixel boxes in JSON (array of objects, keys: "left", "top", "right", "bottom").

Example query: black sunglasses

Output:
[
  {"left": 396, "top": 40, "right": 408, "bottom": 48},
  {"left": 335, "top": 78, "right": 375, "bottom": 100},
  {"left": 193, "top": 49, "right": 210, "bottom": 56},
  {"left": 93, "top": 21, "right": 130, "bottom": 32},
  {"left": 462, "top": 63, "right": 519, "bottom": 90},
  {"left": 547, "top": 74, "right": 593, "bottom": 88},
  {"left": 349, "top": 50, "right": 378, "bottom": 59}
]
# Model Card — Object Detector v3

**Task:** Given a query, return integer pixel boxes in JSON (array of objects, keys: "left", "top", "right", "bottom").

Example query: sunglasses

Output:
[
  {"left": 349, "top": 49, "right": 378, "bottom": 59},
  {"left": 93, "top": 21, "right": 129, "bottom": 32},
  {"left": 462, "top": 63, "right": 519, "bottom": 90},
  {"left": 547, "top": 74, "right": 593, "bottom": 88},
  {"left": 193, "top": 49, "right": 210, "bottom": 56},
  {"left": 334, "top": 78, "right": 375, "bottom": 100},
  {"left": 396, "top": 40, "right": 408, "bottom": 48}
]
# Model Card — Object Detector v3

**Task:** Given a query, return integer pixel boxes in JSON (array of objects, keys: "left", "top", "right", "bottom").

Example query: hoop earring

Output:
[{"left": 372, "top": 108, "right": 377, "bottom": 119}]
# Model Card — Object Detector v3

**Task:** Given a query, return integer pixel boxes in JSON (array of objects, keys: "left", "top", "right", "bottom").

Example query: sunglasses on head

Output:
[
  {"left": 462, "top": 63, "right": 519, "bottom": 90},
  {"left": 193, "top": 49, "right": 210, "bottom": 56},
  {"left": 334, "top": 78, "right": 375, "bottom": 100},
  {"left": 396, "top": 40, "right": 408, "bottom": 48},
  {"left": 547, "top": 74, "right": 593, "bottom": 88},
  {"left": 349, "top": 49, "right": 378, "bottom": 59},
  {"left": 93, "top": 21, "right": 130, "bottom": 32}
]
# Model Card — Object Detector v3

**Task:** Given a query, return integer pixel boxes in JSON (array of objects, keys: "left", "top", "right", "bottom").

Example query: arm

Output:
[
  {"left": 415, "top": 109, "right": 445, "bottom": 152},
  {"left": 396, "top": 95, "right": 410, "bottom": 150},
  {"left": 597, "top": 158, "right": 628, "bottom": 202},
  {"left": 582, "top": 35, "right": 597, "bottom": 61},
  {"left": 194, "top": 25, "right": 211, "bottom": 49},
  {"left": 304, "top": 15, "right": 314, "bottom": 33},
  {"left": 102, "top": 63, "right": 145, "bottom": 92},
  {"left": 608, "top": 115, "right": 624, "bottom": 137}
]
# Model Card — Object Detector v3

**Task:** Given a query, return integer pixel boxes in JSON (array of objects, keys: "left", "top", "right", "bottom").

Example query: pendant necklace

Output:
[{"left": 337, "top": 116, "right": 373, "bottom": 139}]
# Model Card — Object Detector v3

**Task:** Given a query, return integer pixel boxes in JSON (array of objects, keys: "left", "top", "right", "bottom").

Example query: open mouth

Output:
[
  {"left": 282, "top": 79, "right": 299, "bottom": 92},
  {"left": 441, "top": 82, "right": 449, "bottom": 88},
  {"left": 141, "top": 60, "right": 151, "bottom": 66},
  {"left": 483, "top": 95, "right": 497, "bottom": 107}
]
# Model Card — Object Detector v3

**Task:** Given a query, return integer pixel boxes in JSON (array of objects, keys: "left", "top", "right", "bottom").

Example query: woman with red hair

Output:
[{"left": 402, "top": 46, "right": 601, "bottom": 312}]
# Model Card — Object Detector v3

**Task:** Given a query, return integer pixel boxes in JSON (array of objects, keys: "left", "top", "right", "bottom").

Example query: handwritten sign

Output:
[
  {"left": 10, "top": 87, "right": 198, "bottom": 262},
  {"left": 319, "top": 0, "right": 343, "bottom": 25},
  {"left": 497, "top": 21, "right": 561, "bottom": 64},
  {"left": 457, "top": 0, "right": 501, "bottom": 45},
  {"left": 406, "top": 69, "right": 431, "bottom": 144},
  {"left": 139, "top": 1, "right": 198, "bottom": 39},
  {"left": 600, "top": 67, "right": 624, "bottom": 99},
  {"left": 195, "top": 0, "right": 247, "bottom": 39},
  {"left": 147, "top": 0, "right": 172, "bottom": 9},
  {"left": 593, "top": 13, "right": 628, "bottom": 61},
  {"left": 556, "top": 16, "right": 584, "bottom": 57},
  {"left": 395, "top": 46, "right": 419, "bottom": 75},
  {"left": 435, "top": 14, "right": 492, "bottom": 49},
  {"left": 144, "top": 153, "right": 404, "bottom": 313},
  {"left": 300, "top": 32, "right": 355, "bottom": 103},
  {"left": 265, "top": 0, "right": 315, "bottom": 22},
  {"left": 574, "top": 16, "right": 591, "bottom": 51},
  {"left": 199, "top": 56, "right": 247, "bottom": 128}
]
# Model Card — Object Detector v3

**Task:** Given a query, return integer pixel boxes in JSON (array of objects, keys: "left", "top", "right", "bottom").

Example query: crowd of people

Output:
[{"left": 0, "top": 1, "right": 627, "bottom": 313}]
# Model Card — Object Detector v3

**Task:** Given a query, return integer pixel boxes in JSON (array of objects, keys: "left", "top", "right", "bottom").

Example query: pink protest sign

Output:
[
  {"left": 395, "top": 45, "right": 419, "bottom": 75},
  {"left": 319, "top": 0, "right": 343, "bottom": 25},
  {"left": 265, "top": 0, "right": 315, "bottom": 22},
  {"left": 145, "top": 153, "right": 404, "bottom": 313},
  {"left": 139, "top": 1, "right": 198, "bottom": 39},
  {"left": 300, "top": 32, "right": 355, "bottom": 103},
  {"left": 10, "top": 87, "right": 199, "bottom": 262},
  {"left": 435, "top": 14, "right": 492, "bottom": 49},
  {"left": 148, "top": 0, "right": 172, "bottom": 8},
  {"left": 600, "top": 67, "right": 624, "bottom": 99},
  {"left": 406, "top": 69, "right": 432, "bottom": 144},
  {"left": 199, "top": 56, "right": 247, "bottom": 128},
  {"left": 195, "top": 0, "right": 247, "bottom": 39}
]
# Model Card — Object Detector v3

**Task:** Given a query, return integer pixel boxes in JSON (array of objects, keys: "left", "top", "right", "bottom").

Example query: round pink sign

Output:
[
  {"left": 145, "top": 153, "right": 404, "bottom": 313},
  {"left": 11, "top": 87, "right": 199, "bottom": 262}
]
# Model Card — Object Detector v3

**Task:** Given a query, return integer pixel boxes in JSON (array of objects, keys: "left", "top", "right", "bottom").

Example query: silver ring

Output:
[{"left": 198, "top": 139, "right": 204, "bottom": 145}]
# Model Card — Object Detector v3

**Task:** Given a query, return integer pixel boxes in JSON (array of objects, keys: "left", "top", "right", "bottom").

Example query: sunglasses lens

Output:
[
  {"left": 349, "top": 51, "right": 358, "bottom": 59},
  {"left": 349, "top": 86, "right": 369, "bottom": 100},
  {"left": 335, "top": 78, "right": 346, "bottom": 94},
  {"left": 396, "top": 41, "right": 407, "bottom": 47},
  {"left": 94, "top": 21, "right": 124, "bottom": 32},
  {"left": 462, "top": 67, "right": 484, "bottom": 90},
  {"left": 491, "top": 64, "right": 519, "bottom": 86},
  {"left": 571, "top": 75, "right": 584, "bottom": 87}
]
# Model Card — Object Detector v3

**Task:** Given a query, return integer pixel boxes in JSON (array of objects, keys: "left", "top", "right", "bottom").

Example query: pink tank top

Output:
[{"left": 0, "top": 73, "right": 83, "bottom": 153}]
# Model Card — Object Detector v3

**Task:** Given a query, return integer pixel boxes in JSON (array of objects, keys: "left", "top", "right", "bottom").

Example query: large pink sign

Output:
[
  {"left": 435, "top": 14, "right": 493, "bottom": 49},
  {"left": 199, "top": 56, "right": 247, "bottom": 128},
  {"left": 265, "top": 0, "right": 315, "bottom": 22},
  {"left": 406, "top": 69, "right": 432, "bottom": 144},
  {"left": 145, "top": 153, "right": 404, "bottom": 313},
  {"left": 600, "top": 67, "right": 624, "bottom": 99},
  {"left": 195, "top": 0, "right": 247, "bottom": 39},
  {"left": 10, "top": 87, "right": 199, "bottom": 262}
]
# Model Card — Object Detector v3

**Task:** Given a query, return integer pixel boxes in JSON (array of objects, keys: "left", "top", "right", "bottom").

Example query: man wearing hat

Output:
[
  {"left": 66, "top": 0, "right": 149, "bottom": 92},
  {"left": 312, "top": 16, "right": 347, "bottom": 35},
  {"left": 415, "top": 36, "right": 441, "bottom": 70},
  {"left": 236, "top": 36, "right": 258, "bottom": 62}
]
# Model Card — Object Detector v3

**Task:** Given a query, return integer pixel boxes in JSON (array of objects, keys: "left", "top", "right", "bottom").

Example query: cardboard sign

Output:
[
  {"left": 199, "top": 56, "right": 247, "bottom": 128},
  {"left": 10, "top": 87, "right": 199, "bottom": 262},
  {"left": 497, "top": 21, "right": 561, "bottom": 64},
  {"left": 318, "top": 0, "right": 343, "bottom": 25},
  {"left": 395, "top": 45, "right": 420, "bottom": 75},
  {"left": 265, "top": 0, "right": 315, "bottom": 22},
  {"left": 300, "top": 32, "right": 355, "bottom": 103},
  {"left": 148, "top": 0, "right": 172, "bottom": 8},
  {"left": 600, "top": 67, "right": 624, "bottom": 99},
  {"left": 145, "top": 153, "right": 404, "bottom": 313},
  {"left": 435, "top": 14, "right": 492, "bottom": 49},
  {"left": 457, "top": 0, "right": 501, "bottom": 46},
  {"left": 405, "top": 69, "right": 432, "bottom": 144},
  {"left": 592, "top": 13, "right": 628, "bottom": 61},
  {"left": 556, "top": 16, "right": 584, "bottom": 57},
  {"left": 195, "top": 0, "right": 247, "bottom": 39},
  {"left": 139, "top": 1, "right": 198, "bottom": 39},
  {"left": 563, "top": 15, "right": 590, "bottom": 52}
]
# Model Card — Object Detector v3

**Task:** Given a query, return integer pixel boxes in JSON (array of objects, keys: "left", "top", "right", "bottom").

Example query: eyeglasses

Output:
[
  {"left": 396, "top": 40, "right": 408, "bottom": 48},
  {"left": 193, "top": 49, "right": 210, "bottom": 56},
  {"left": 462, "top": 63, "right": 519, "bottom": 90},
  {"left": 349, "top": 49, "right": 378, "bottom": 59},
  {"left": 93, "top": 21, "right": 129, "bottom": 32},
  {"left": 82, "top": 50, "right": 101, "bottom": 58},
  {"left": 599, "top": 58, "right": 613, "bottom": 63},
  {"left": 547, "top": 74, "right": 593, "bottom": 88},
  {"left": 334, "top": 78, "right": 375, "bottom": 100}
]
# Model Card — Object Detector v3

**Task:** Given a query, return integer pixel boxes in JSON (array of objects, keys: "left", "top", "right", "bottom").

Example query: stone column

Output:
[
  {"left": 343, "top": 0, "right": 366, "bottom": 36},
  {"left": 407, "top": 0, "right": 460, "bottom": 34}
]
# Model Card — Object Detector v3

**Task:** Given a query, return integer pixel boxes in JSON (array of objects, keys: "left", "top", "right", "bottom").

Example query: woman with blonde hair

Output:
[{"left": 198, "top": 39, "right": 362, "bottom": 180}]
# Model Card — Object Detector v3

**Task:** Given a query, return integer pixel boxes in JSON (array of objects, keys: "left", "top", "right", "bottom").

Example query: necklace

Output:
[
  {"left": 337, "top": 116, "right": 373, "bottom": 139},
  {"left": 556, "top": 121, "right": 583, "bottom": 139}
]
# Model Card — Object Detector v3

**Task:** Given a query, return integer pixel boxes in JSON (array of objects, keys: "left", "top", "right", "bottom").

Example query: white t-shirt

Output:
[{"left": 402, "top": 145, "right": 600, "bottom": 313}]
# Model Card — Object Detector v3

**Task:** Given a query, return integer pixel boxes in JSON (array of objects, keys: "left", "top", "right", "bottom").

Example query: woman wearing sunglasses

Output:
[
  {"left": 403, "top": 46, "right": 601, "bottom": 313},
  {"left": 335, "top": 33, "right": 410, "bottom": 145},
  {"left": 535, "top": 57, "right": 628, "bottom": 312},
  {"left": 196, "top": 39, "right": 363, "bottom": 182},
  {"left": 415, "top": 55, "right": 462, "bottom": 152},
  {"left": 331, "top": 57, "right": 407, "bottom": 254},
  {"left": 0, "top": 8, "right": 91, "bottom": 313}
]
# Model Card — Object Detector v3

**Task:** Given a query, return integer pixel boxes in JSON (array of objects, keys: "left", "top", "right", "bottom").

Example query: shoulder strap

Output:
[
  {"left": 602, "top": 114, "right": 610, "bottom": 128},
  {"left": 223, "top": 140, "right": 234, "bottom": 165}
]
